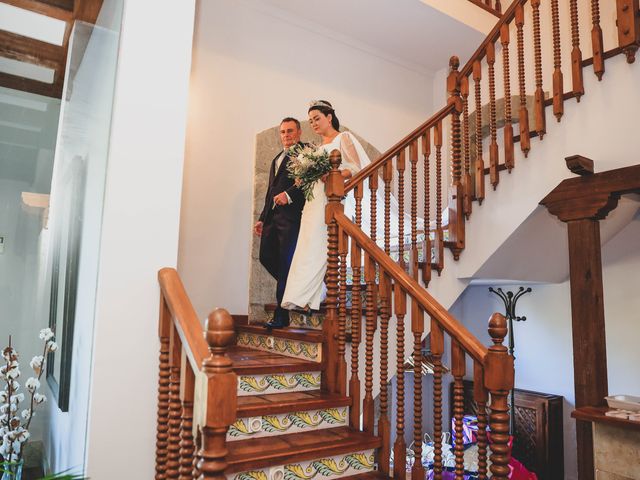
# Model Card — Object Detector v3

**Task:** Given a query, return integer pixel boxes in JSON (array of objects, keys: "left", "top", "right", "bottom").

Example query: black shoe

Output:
[{"left": 264, "top": 309, "right": 290, "bottom": 330}]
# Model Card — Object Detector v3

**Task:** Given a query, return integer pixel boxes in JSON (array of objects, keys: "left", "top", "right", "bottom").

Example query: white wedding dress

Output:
[{"left": 281, "top": 131, "right": 367, "bottom": 311}]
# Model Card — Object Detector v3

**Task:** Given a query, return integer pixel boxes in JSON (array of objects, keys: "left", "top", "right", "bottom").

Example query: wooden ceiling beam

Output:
[
  {"left": 0, "top": 29, "right": 66, "bottom": 69},
  {"left": 0, "top": 71, "right": 61, "bottom": 98},
  {"left": 74, "top": 0, "right": 103, "bottom": 24},
  {"left": 0, "top": 0, "right": 73, "bottom": 22}
]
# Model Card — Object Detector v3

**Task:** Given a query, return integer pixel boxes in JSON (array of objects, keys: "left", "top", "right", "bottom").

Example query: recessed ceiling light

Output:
[
  {"left": 0, "top": 57, "right": 55, "bottom": 84},
  {"left": 0, "top": 3, "right": 67, "bottom": 46}
]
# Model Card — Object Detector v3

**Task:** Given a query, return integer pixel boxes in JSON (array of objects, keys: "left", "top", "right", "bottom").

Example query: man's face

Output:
[{"left": 279, "top": 121, "right": 301, "bottom": 149}]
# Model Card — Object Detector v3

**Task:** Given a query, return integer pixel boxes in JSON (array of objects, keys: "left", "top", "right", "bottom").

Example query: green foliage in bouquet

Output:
[{"left": 286, "top": 144, "right": 332, "bottom": 201}]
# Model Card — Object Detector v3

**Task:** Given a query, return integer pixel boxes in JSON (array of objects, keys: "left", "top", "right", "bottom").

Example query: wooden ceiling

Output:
[{"left": 0, "top": 0, "right": 103, "bottom": 98}]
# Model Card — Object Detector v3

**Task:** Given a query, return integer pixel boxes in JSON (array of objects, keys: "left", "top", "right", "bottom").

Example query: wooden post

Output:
[
  {"left": 485, "top": 313, "right": 514, "bottom": 480},
  {"left": 447, "top": 56, "right": 465, "bottom": 261},
  {"left": 324, "top": 150, "right": 344, "bottom": 393},
  {"left": 567, "top": 219, "right": 608, "bottom": 480},
  {"left": 197, "top": 309, "right": 237, "bottom": 480},
  {"left": 167, "top": 325, "right": 184, "bottom": 478},
  {"left": 179, "top": 358, "right": 196, "bottom": 480},
  {"left": 617, "top": 0, "right": 640, "bottom": 63}
]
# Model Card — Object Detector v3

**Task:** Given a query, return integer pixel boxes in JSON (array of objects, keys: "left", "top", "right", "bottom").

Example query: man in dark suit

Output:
[{"left": 254, "top": 117, "right": 305, "bottom": 329}]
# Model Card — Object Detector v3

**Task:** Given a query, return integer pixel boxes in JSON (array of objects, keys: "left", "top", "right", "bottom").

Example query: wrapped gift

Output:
[{"left": 450, "top": 415, "right": 479, "bottom": 445}]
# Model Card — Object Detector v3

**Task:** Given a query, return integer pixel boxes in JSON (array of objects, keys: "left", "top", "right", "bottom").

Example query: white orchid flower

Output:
[{"left": 25, "top": 377, "right": 39, "bottom": 393}]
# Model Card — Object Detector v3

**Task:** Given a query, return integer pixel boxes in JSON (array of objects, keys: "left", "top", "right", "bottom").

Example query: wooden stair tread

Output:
[
  {"left": 340, "top": 472, "right": 390, "bottom": 480},
  {"left": 229, "top": 347, "right": 322, "bottom": 375},
  {"left": 237, "top": 390, "right": 351, "bottom": 417},
  {"left": 237, "top": 324, "right": 324, "bottom": 343},
  {"left": 226, "top": 426, "right": 382, "bottom": 473}
]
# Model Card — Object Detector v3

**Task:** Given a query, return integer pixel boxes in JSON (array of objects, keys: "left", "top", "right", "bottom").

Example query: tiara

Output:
[{"left": 309, "top": 100, "right": 334, "bottom": 110}]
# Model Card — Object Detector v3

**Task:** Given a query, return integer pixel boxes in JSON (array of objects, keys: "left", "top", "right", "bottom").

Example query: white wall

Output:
[
  {"left": 179, "top": 0, "right": 436, "bottom": 318},
  {"left": 78, "top": 1, "right": 196, "bottom": 478},
  {"left": 449, "top": 214, "right": 640, "bottom": 480}
]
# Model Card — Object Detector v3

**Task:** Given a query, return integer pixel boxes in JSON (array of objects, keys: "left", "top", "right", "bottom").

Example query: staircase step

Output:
[
  {"left": 226, "top": 426, "right": 381, "bottom": 475},
  {"left": 340, "top": 473, "right": 390, "bottom": 480},
  {"left": 237, "top": 391, "right": 351, "bottom": 417},
  {"left": 228, "top": 405, "right": 350, "bottom": 442},
  {"left": 236, "top": 325, "right": 323, "bottom": 363},
  {"left": 230, "top": 347, "right": 322, "bottom": 396}
]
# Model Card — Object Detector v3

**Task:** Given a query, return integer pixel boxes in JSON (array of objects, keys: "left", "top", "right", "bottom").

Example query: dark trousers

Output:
[{"left": 259, "top": 214, "right": 300, "bottom": 320}]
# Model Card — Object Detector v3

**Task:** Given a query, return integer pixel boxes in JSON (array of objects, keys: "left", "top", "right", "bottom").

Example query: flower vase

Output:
[{"left": 1, "top": 460, "right": 24, "bottom": 480}]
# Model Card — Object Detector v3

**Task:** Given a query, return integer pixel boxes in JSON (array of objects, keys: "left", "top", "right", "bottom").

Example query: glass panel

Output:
[{"left": 46, "top": 13, "right": 122, "bottom": 418}]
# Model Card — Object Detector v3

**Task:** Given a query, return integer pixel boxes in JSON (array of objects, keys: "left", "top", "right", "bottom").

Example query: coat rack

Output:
[{"left": 488, "top": 286, "right": 532, "bottom": 435}]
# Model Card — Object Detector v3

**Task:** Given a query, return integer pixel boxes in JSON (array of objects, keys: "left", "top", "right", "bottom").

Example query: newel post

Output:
[
  {"left": 484, "top": 313, "right": 514, "bottom": 480},
  {"left": 324, "top": 150, "right": 345, "bottom": 394},
  {"left": 447, "top": 55, "right": 465, "bottom": 260},
  {"left": 197, "top": 309, "right": 237, "bottom": 480}
]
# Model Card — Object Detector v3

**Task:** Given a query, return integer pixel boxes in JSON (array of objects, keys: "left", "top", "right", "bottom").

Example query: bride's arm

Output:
[{"left": 339, "top": 132, "right": 362, "bottom": 176}]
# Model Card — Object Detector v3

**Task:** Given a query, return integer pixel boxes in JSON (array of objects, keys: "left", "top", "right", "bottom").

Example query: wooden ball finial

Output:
[
  {"left": 330, "top": 149, "right": 342, "bottom": 169},
  {"left": 488, "top": 313, "right": 508, "bottom": 345},
  {"left": 449, "top": 56, "right": 460, "bottom": 71},
  {"left": 205, "top": 308, "right": 235, "bottom": 349}
]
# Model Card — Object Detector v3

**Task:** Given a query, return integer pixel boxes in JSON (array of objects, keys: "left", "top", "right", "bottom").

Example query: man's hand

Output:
[
  {"left": 254, "top": 221, "right": 263, "bottom": 237},
  {"left": 273, "top": 192, "right": 289, "bottom": 206}
]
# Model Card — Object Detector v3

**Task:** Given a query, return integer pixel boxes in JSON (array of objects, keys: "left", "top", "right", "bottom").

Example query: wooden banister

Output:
[
  {"left": 345, "top": 102, "right": 455, "bottom": 193},
  {"left": 157, "top": 268, "right": 237, "bottom": 480},
  {"left": 158, "top": 268, "right": 208, "bottom": 370},
  {"left": 467, "top": 0, "right": 502, "bottom": 17},
  {"left": 334, "top": 211, "right": 487, "bottom": 363}
]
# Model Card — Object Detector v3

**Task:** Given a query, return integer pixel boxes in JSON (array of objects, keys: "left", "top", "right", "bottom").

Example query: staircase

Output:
[{"left": 156, "top": 2, "right": 640, "bottom": 480}]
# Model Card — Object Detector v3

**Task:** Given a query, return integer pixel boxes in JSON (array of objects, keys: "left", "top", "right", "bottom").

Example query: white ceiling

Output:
[{"left": 242, "top": 0, "right": 486, "bottom": 74}]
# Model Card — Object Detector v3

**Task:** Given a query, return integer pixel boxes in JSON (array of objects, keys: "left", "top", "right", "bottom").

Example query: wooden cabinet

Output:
[{"left": 452, "top": 380, "right": 564, "bottom": 480}]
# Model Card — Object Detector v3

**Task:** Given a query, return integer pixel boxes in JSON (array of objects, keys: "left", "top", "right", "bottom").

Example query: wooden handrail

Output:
[
  {"left": 158, "top": 267, "right": 208, "bottom": 371},
  {"left": 334, "top": 211, "right": 488, "bottom": 363},
  {"left": 345, "top": 102, "right": 455, "bottom": 193},
  {"left": 460, "top": 0, "right": 526, "bottom": 77},
  {"left": 467, "top": 0, "right": 502, "bottom": 17}
]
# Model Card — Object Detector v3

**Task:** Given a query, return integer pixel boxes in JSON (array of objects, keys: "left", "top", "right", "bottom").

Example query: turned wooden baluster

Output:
[
  {"left": 447, "top": 56, "right": 465, "bottom": 260},
  {"left": 487, "top": 43, "right": 499, "bottom": 190},
  {"left": 410, "top": 139, "right": 419, "bottom": 263},
  {"left": 363, "top": 253, "right": 377, "bottom": 433},
  {"left": 452, "top": 339, "right": 466, "bottom": 480},
  {"left": 354, "top": 184, "right": 363, "bottom": 230},
  {"left": 570, "top": 0, "right": 585, "bottom": 101},
  {"left": 167, "top": 325, "right": 183, "bottom": 479},
  {"left": 531, "top": 0, "right": 547, "bottom": 139},
  {"left": 515, "top": 3, "right": 531, "bottom": 156},
  {"left": 193, "top": 429, "right": 202, "bottom": 479},
  {"left": 431, "top": 318, "right": 445, "bottom": 480},
  {"left": 551, "top": 0, "right": 564, "bottom": 121},
  {"left": 472, "top": 60, "right": 485, "bottom": 205},
  {"left": 378, "top": 271, "right": 392, "bottom": 474},
  {"left": 500, "top": 24, "right": 515, "bottom": 172},
  {"left": 474, "top": 363, "right": 489, "bottom": 480},
  {"left": 324, "top": 150, "right": 345, "bottom": 393},
  {"left": 197, "top": 309, "right": 237, "bottom": 480},
  {"left": 434, "top": 121, "right": 444, "bottom": 273},
  {"left": 486, "top": 313, "right": 514, "bottom": 480},
  {"left": 156, "top": 297, "right": 172, "bottom": 480},
  {"left": 349, "top": 239, "right": 362, "bottom": 428},
  {"left": 411, "top": 305, "right": 425, "bottom": 480},
  {"left": 460, "top": 77, "right": 472, "bottom": 218},
  {"left": 393, "top": 284, "right": 407, "bottom": 480},
  {"left": 591, "top": 0, "right": 605, "bottom": 80},
  {"left": 179, "top": 362, "right": 196, "bottom": 480},
  {"left": 397, "top": 151, "right": 406, "bottom": 269},
  {"left": 617, "top": 0, "right": 640, "bottom": 63},
  {"left": 495, "top": 0, "right": 501, "bottom": 13},
  {"left": 421, "top": 130, "right": 432, "bottom": 285},
  {"left": 337, "top": 226, "right": 348, "bottom": 397},
  {"left": 383, "top": 160, "right": 393, "bottom": 255},
  {"left": 370, "top": 172, "right": 378, "bottom": 243}
]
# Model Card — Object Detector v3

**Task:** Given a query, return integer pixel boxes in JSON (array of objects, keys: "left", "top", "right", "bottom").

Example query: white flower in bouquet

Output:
[
  {"left": 6, "top": 367, "right": 20, "bottom": 380},
  {"left": 10, "top": 393, "right": 24, "bottom": 404},
  {"left": 48, "top": 341, "right": 58, "bottom": 353},
  {"left": 286, "top": 143, "right": 332, "bottom": 201},
  {"left": 33, "top": 393, "right": 46, "bottom": 405},
  {"left": 20, "top": 409, "right": 30, "bottom": 420},
  {"left": 25, "top": 377, "right": 39, "bottom": 393}
]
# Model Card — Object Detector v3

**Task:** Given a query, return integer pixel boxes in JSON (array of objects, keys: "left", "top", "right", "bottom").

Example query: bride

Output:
[{"left": 280, "top": 100, "right": 369, "bottom": 315}]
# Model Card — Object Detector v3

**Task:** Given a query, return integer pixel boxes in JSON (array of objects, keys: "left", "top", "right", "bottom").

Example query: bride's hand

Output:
[{"left": 321, "top": 173, "right": 329, "bottom": 182}]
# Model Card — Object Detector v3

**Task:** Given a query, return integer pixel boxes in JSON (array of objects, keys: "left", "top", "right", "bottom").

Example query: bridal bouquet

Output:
[{"left": 287, "top": 143, "right": 332, "bottom": 201}]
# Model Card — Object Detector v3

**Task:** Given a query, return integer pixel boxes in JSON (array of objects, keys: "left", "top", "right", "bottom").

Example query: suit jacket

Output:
[{"left": 259, "top": 143, "right": 305, "bottom": 225}]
